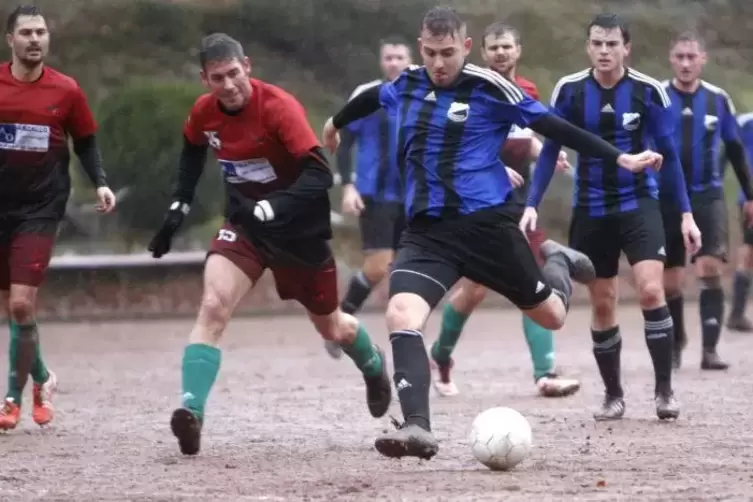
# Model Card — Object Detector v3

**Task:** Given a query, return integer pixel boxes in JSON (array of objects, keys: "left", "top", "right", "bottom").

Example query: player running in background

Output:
[
  {"left": 728, "top": 112, "right": 753, "bottom": 332},
  {"left": 659, "top": 32, "right": 753, "bottom": 370},
  {"left": 148, "top": 33, "right": 391, "bottom": 456},
  {"left": 324, "top": 38, "right": 412, "bottom": 359},
  {"left": 323, "top": 7, "right": 662, "bottom": 459},
  {"left": 429, "top": 22, "right": 581, "bottom": 399},
  {"left": 0, "top": 5, "right": 116, "bottom": 431},
  {"left": 523, "top": 13, "right": 701, "bottom": 421}
]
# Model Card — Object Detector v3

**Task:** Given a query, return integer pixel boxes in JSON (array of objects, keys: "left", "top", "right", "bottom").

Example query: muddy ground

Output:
[{"left": 2, "top": 306, "right": 753, "bottom": 501}]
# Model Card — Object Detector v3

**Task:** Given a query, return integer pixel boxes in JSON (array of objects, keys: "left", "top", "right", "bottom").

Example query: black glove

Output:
[{"left": 148, "top": 201, "right": 189, "bottom": 258}]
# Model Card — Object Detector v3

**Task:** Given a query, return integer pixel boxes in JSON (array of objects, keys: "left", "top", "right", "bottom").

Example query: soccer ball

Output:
[{"left": 469, "top": 406, "right": 532, "bottom": 471}]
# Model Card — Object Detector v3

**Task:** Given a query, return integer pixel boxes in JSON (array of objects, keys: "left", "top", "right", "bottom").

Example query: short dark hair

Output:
[
  {"left": 482, "top": 22, "right": 521, "bottom": 47},
  {"left": 671, "top": 31, "right": 705, "bottom": 50},
  {"left": 6, "top": 4, "right": 43, "bottom": 34},
  {"left": 421, "top": 6, "right": 465, "bottom": 39},
  {"left": 199, "top": 33, "right": 245, "bottom": 68},
  {"left": 379, "top": 36, "right": 410, "bottom": 49},
  {"left": 587, "top": 13, "right": 631, "bottom": 45}
]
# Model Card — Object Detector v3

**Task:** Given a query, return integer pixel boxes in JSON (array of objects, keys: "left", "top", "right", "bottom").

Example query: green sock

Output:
[
  {"left": 6, "top": 321, "right": 22, "bottom": 405},
  {"left": 522, "top": 315, "right": 555, "bottom": 380},
  {"left": 342, "top": 325, "right": 383, "bottom": 378},
  {"left": 431, "top": 303, "right": 470, "bottom": 364},
  {"left": 22, "top": 322, "right": 49, "bottom": 384},
  {"left": 181, "top": 343, "right": 222, "bottom": 419}
]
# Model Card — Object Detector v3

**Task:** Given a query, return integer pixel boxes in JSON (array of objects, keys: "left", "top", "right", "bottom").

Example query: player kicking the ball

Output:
[
  {"left": 148, "top": 33, "right": 391, "bottom": 456},
  {"left": 430, "top": 21, "right": 581, "bottom": 399},
  {"left": 0, "top": 5, "right": 116, "bottom": 431},
  {"left": 323, "top": 7, "right": 662, "bottom": 459}
]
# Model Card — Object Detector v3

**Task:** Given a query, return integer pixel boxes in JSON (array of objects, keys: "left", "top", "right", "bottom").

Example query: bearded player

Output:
[
  {"left": 430, "top": 22, "right": 580, "bottom": 399},
  {"left": 0, "top": 5, "right": 116, "bottom": 431},
  {"left": 148, "top": 33, "right": 391, "bottom": 456}
]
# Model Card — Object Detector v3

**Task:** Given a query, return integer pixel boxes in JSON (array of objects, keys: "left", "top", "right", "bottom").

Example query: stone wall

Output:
[{"left": 0, "top": 249, "right": 728, "bottom": 323}]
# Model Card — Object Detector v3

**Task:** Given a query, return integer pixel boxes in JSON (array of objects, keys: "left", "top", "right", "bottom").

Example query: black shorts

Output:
[
  {"left": 663, "top": 195, "right": 728, "bottom": 268},
  {"left": 739, "top": 205, "right": 753, "bottom": 246},
  {"left": 569, "top": 200, "right": 665, "bottom": 279},
  {"left": 359, "top": 198, "right": 405, "bottom": 251},
  {"left": 389, "top": 206, "right": 552, "bottom": 310}
]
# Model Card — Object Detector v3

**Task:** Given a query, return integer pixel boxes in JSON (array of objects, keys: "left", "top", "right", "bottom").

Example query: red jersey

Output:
[
  {"left": 0, "top": 63, "right": 96, "bottom": 216},
  {"left": 184, "top": 78, "right": 331, "bottom": 240}
]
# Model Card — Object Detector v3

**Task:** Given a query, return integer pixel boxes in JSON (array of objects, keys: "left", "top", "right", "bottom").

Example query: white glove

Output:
[{"left": 253, "top": 200, "right": 275, "bottom": 222}]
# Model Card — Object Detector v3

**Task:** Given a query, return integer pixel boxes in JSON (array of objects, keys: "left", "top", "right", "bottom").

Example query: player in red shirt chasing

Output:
[
  {"left": 0, "top": 5, "right": 116, "bottom": 431},
  {"left": 148, "top": 33, "right": 391, "bottom": 456},
  {"left": 429, "top": 23, "right": 580, "bottom": 399}
]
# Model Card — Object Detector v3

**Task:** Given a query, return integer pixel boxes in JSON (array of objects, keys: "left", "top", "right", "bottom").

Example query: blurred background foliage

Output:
[{"left": 4, "top": 0, "right": 753, "bottom": 256}]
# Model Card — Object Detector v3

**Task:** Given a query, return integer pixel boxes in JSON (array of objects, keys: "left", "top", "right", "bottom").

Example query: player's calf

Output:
[
  {"left": 589, "top": 279, "right": 624, "bottom": 419},
  {"left": 635, "top": 261, "right": 680, "bottom": 416},
  {"left": 696, "top": 271, "right": 729, "bottom": 371},
  {"left": 377, "top": 292, "right": 438, "bottom": 458},
  {"left": 728, "top": 263, "right": 753, "bottom": 331},
  {"left": 523, "top": 240, "right": 596, "bottom": 331},
  {"left": 311, "top": 310, "right": 391, "bottom": 418}
]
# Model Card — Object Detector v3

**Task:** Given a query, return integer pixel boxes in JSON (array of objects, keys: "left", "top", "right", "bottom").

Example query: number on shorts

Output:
[{"left": 217, "top": 229, "right": 237, "bottom": 242}]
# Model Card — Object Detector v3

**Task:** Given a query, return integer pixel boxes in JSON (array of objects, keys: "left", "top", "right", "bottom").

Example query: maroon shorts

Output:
[
  {"left": 207, "top": 222, "right": 338, "bottom": 316},
  {"left": 0, "top": 219, "right": 58, "bottom": 290}
]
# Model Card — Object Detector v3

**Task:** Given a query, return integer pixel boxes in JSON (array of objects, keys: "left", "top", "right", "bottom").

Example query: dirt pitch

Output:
[{"left": 2, "top": 305, "right": 753, "bottom": 501}]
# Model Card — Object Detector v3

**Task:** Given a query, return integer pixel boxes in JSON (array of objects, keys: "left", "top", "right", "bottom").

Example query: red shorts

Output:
[
  {"left": 0, "top": 219, "right": 58, "bottom": 290},
  {"left": 208, "top": 222, "right": 338, "bottom": 316},
  {"left": 525, "top": 228, "right": 546, "bottom": 265}
]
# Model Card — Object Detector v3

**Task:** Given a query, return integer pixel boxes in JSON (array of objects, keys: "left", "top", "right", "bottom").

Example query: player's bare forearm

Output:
[
  {"left": 654, "top": 135, "right": 691, "bottom": 213},
  {"left": 332, "top": 85, "right": 382, "bottom": 130},
  {"left": 172, "top": 135, "right": 208, "bottom": 205},
  {"left": 268, "top": 147, "right": 333, "bottom": 214},
  {"left": 725, "top": 139, "right": 753, "bottom": 200},
  {"left": 526, "top": 139, "right": 560, "bottom": 208},
  {"left": 528, "top": 114, "right": 622, "bottom": 163},
  {"left": 336, "top": 129, "right": 356, "bottom": 185},
  {"left": 72, "top": 135, "right": 108, "bottom": 188}
]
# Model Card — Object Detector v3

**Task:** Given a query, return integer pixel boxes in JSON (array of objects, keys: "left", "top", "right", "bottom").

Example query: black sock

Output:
[
  {"left": 731, "top": 271, "right": 751, "bottom": 318},
  {"left": 542, "top": 253, "right": 572, "bottom": 310},
  {"left": 643, "top": 306, "right": 674, "bottom": 395},
  {"left": 699, "top": 277, "right": 724, "bottom": 351},
  {"left": 666, "top": 295, "right": 686, "bottom": 349},
  {"left": 341, "top": 270, "right": 373, "bottom": 315},
  {"left": 390, "top": 329, "right": 431, "bottom": 431},
  {"left": 591, "top": 326, "right": 623, "bottom": 398}
]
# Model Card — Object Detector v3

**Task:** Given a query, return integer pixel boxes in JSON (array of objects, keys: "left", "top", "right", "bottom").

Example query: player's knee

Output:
[
  {"left": 696, "top": 256, "right": 722, "bottom": 278},
  {"left": 8, "top": 292, "right": 35, "bottom": 323},
  {"left": 589, "top": 284, "right": 617, "bottom": 324},
  {"left": 385, "top": 293, "right": 430, "bottom": 332},
  {"left": 363, "top": 250, "right": 393, "bottom": 283},
  {"left": 636, "top": 279, "right": 665, "bottom": 309},
  {"left": 199, "top": 286, "right": 234, "bottom": 329}
]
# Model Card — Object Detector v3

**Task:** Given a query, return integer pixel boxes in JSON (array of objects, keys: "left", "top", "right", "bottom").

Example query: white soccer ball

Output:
[{"left": 469, "top": 406, "right": 533, "bottom": 471}]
